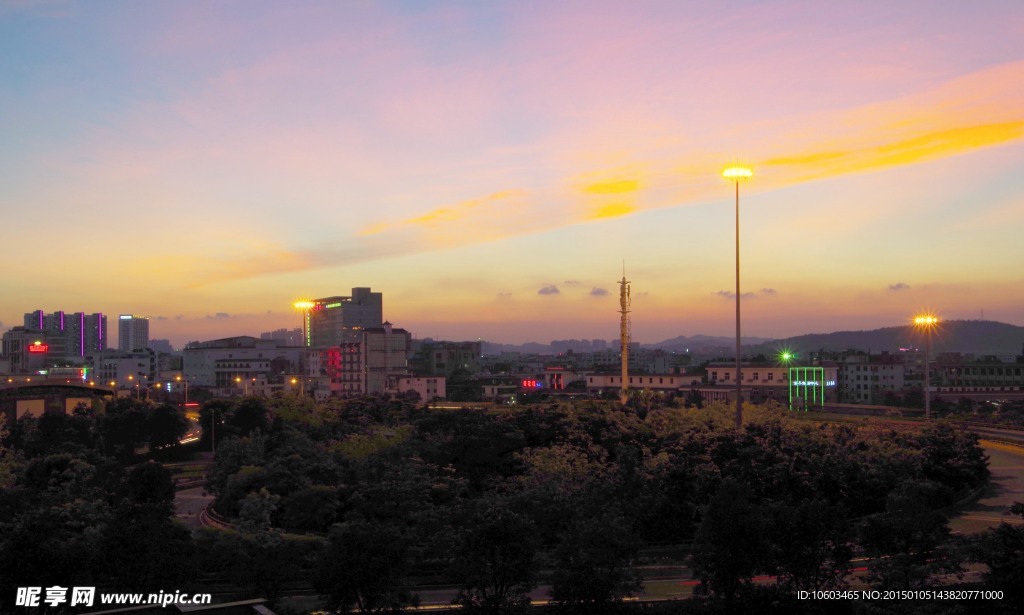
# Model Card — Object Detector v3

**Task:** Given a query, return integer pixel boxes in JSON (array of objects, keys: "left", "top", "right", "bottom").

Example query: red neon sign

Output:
[{"left": 27, "top": 342, "right": 49, "bottom": 353}]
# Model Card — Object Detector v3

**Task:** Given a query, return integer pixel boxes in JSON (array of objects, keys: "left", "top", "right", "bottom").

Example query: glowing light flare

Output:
[
  {"left": 293, "top": 300, "right": 315, "bottom": 310},
  {"left": 722, "top": 165, "right": 753, "bottom": 180},
  {"left": 777, "top": 348, "right": 797, "bottom": 365},
  {"left": 912, "top": 314, "right": 940, "bottom": 328}
]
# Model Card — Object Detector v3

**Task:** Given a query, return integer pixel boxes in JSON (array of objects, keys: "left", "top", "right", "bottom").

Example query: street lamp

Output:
[
  {"left": 294, "top": 300, "right": 315, "bottom": 347},
  {"left": 176, "top": 375, "right": 189, "bottom": 405},
  {"left": 913, "top": 313, "right": 939, "bottom": 420},
  {"left": 723, "top": 164, "right": 753, "bottom": 428}
]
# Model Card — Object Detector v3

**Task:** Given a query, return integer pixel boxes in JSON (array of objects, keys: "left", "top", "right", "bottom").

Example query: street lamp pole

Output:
[
  {"left": 723, "top": 165, "right": 753, "bottom": 428},
  {"left": 913, "top": 314, "right": 939, "bottom": 420}
]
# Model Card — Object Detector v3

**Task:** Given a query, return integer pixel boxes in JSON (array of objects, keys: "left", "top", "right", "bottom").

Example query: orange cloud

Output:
[
  {"left": 765, "top": 122, "right": 1024, "bottom": 181},
  {"left": 582, "top": 178, "right": 640, "bottom": 194},
  {"left": 175, "top": 62, "right": 1024, "bottom": 286},
  {"left": 590, "top": 203, "right": 636, "bottom": 219},
  {"left": 359, "top": 190, "right": 525, "bottom": 236}
]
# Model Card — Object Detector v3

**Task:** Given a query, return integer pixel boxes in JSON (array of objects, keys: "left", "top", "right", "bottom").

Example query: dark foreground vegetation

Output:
[{"left": 1, "top": 394, "right": 1020, "bottom": 614}]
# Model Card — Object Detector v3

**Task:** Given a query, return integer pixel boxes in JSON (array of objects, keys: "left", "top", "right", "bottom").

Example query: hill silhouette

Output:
[{"left": 743, "top": 320, "right": 1024, "bottom": 358}]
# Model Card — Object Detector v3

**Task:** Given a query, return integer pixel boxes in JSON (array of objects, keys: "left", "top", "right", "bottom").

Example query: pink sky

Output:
[{"left": 2, "top": 1, "right": 1023, "bottom": 346}]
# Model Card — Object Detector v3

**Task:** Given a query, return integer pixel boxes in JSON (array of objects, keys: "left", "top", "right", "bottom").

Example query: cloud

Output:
[
  {"left": 206, "top": 312, "right": 231, "bottom": 319},
  {"left": 538, "top": 285, "right": 560, "bottom": 295},
  {"left": 359, "top": 190, "right": 526, "bottom": 238},
  {"left": 590, "top": 287, "right": 609, "bottom": 296},
  {"left": 889, "top": 282, "right": 911, "bottom": 291},
  {"left": 581, "top": 178, "right": 641, "bottom": 195},
  {"left": 155, "top": 315, "right": 169, "bottom": 320},
  {"left": 88, "top": 55, "right": 1024, "bottom": 292},
  {"left": 761, "top": 288, "right": 777, "bottom": 295},
  {"left": 715, "top": 290, "right": 756, "bottom": 299},
  {"left": 563, "top": 280, "right": 582, "bottom": 286}
]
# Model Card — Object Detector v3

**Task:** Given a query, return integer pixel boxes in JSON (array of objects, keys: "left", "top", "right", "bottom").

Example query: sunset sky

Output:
[{"left": 3, "top": 1, "right": 1023, "bottom": 347}]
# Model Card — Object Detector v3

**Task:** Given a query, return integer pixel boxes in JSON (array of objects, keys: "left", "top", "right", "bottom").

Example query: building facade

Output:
[
  {"left": 182, "top": 336, "right": 305, "bottom": 388},
  {"left": 21, "top": 310, "right": 107, "bottom": 359},
  {"left": 118, "top": 314, "right": 150, "bottom": 352},
  {"left": 305, "top": 287, "right": 383, "bottom": 347},
  {"left": 364, "top": 323, "right": 411, "bottom": 395}
]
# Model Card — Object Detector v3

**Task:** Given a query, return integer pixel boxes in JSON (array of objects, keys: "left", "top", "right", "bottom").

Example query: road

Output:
[
  {"left": 174, "top": 485, "right": 215, "bottom": 529},
  {"left": 948, "top": 440, "right": 1024, "bottom": 533}
]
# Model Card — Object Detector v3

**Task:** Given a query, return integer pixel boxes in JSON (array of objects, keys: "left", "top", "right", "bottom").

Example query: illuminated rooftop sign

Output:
[{"left": 28, "top": 341, "right": 49, "bottom": 353}]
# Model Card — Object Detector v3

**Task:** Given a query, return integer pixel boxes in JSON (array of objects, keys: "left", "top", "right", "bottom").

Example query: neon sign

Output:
[
  {"left": 792, "top": 380, "right": 836, "bottom": 387},
  {"left": 27, "top": 341, "right": 49, "bottom": 353},
  {"left": 521, "top": 379, "right": 543, "bottom": 389}
]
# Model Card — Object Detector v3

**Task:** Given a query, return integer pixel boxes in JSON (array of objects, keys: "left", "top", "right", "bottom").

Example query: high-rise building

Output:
[
  {"left": 260, "top": 328, "right": 304, "bottom": 347},
  {"left": 118, "top": 314, "right": 150, "bottom": 352},
  {"left": 22, "top": 310, "right": 107, "bottom": 358},
  {"left": 364, "top": 322, "right": 411, "bottom": 394},
  {"left": 304, "top": 287, "right": 383, "bottom": 347}
]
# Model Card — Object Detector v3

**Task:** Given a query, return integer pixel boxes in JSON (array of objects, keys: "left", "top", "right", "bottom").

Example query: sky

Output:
[{"left": 2, "top": 0, "right": 1023, "bottom": 348}]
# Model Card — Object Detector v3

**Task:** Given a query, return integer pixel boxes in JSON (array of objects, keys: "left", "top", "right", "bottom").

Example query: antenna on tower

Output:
[{"left": 619, "top": 264, "right": 631, "bottom": 404}]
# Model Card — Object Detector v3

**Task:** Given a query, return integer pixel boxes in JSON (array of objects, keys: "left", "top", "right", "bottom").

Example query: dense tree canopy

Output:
[{"left": 0, "top": 394, "right": 997, "bottom": 613}]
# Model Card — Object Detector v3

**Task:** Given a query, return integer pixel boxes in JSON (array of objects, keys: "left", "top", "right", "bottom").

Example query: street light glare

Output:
[
  {"left": 723, "top": 165, "right": 753, "bottom": 180},
  {"left": 293, "top": 300, "right": 315, "bottom": 310},
  {"left": 913, "top": 314, "right": 939, "bottom": 327}
]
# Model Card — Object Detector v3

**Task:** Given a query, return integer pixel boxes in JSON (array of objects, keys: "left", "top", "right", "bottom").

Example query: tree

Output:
[
  {"left": 691, "top": 480, "right": 770, "bottom": 598},
  {"left": 200, "top": 399, "right": 233, "bottom": 450},
  {"left": 98, "top": 398, "right": 150, "bottom": 460},
  {"left": 195, "top": 529, "right": 319, "bottom": 608},
  {"left": 548, "top": 513, "right": 642, "bottom": 612},
  {"left": 766, "top": 499, "right": 853, "bottom": 592},
  {"left": 450, "top": 505, "right": 538, "bottom": 614},
  {"left": 968, "top": 502, "right": 1024, "bottom": 612},
  {"left": 236, "top": 487, "right": 279, "bottom": 533},
  {"left": 122, "top": 462, "right": 176, "bottom": 515},
  {"left": 0, "top": 416, "right": 18, "bottom": 489},
  {"left": 147, "top": 403, "right": 188, "bottom": 452},
  {"left": 316, "top": 518, "right": 416, "bottom": 614},
  {"left": 859, "top": 481, "right": 960, "bottom": 590},
  {"left": 279, "top": 485, "right": 339, "bottom": 533},
  {"left": 231, "top": 397, "right": 271, "bottom": 436}
]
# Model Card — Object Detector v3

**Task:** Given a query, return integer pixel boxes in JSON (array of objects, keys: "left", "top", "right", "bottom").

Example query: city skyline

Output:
[{"left": 3, "top": 1, "right": 1023, "bottom": 347}]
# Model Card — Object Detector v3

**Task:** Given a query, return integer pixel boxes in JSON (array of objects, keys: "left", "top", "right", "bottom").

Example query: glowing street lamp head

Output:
[
  {"left": 913, "top": 314, "right": 940, "bottom": 328},
  {"left": 722, "top": 165, "right": 753, "bottom": 181},
  {"left": 293, "top": 300, "right": 315, "bottom": 310}
]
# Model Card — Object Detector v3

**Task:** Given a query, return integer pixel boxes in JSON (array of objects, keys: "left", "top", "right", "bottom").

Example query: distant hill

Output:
[
  {"left": 648, "top": 334, "right": 776, "bottom": 352},
  {"left": 745, "top": 320, "right": 1024, "bottom": 358},
  {"left": 477, "top": 321, "right": 1024, "bottom": 358}
]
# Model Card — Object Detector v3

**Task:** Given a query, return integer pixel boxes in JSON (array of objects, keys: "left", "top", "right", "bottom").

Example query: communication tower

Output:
[{"left": 619, "top": 267, "right": 631, "bottom": 403}]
